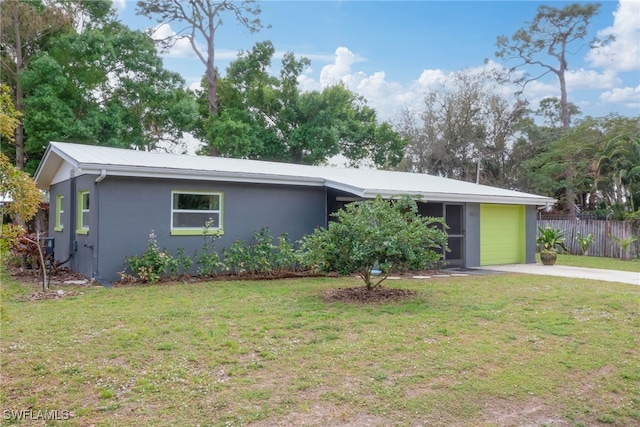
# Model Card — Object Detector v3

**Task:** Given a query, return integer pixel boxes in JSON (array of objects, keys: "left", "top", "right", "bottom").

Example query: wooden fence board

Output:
[{"left": 536, "top": 219, "right": 639, "bottom": 259}]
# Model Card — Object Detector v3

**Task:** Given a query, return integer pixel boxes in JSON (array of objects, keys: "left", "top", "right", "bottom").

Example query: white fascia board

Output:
[
  {"left": 358, "top": 189, "right": 556, "bottom": 206},
  {"left": 76, "top": 165, "right": 326, "bottom": 187},
  {"left": 323, "top": 180, "right": 366, "bottom": 197},
  {"left": 324, "top": 181, "right": 554, "bottom": 206}
]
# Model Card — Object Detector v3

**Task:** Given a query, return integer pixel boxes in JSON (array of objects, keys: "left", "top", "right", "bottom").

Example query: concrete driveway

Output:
[{"left": 479, "top": 263, "right": 639, "bottom": 286}]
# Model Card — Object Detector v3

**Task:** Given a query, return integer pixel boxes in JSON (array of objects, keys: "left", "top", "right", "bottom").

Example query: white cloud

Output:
[
  {"left": 111, "top": 0, "right": 126, "bottom": 11},
  {"left": 149, "top": 23, "right": 241, "bottom": 74},
  {"left": 599, "top": 85, "right": 640, "bottom": 108},
  {"left": 566, "top": 68, "right": 621, "bottom": 90},
  {"left": 415, "top": 69, "right": 448, "bottom": 90},
  {"left": 297, "top": 42, "right": 636, "bottom": 123},
  {"left": 297, "top": 74, "right": 321, "bottom": 93},
  {"left": 587, "top": 0, "right": 640, "bottom": 72},
  {"left": 314, "top": 48, "right": 423, "bottom": 120},
  {"left": 307, "top": 51, "right": 542, "bottom": 122},
  {"left": 319, "top": 47, "right": 365, "bottom": 87},
  {"left": 150, "top": 23, "right": 201, "bottom": 59}
]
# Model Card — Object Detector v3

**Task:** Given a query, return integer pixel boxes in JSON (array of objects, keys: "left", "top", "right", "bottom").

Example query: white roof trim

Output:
[{"left": 35, "top": 142, "right": 556, "bottom": 206}]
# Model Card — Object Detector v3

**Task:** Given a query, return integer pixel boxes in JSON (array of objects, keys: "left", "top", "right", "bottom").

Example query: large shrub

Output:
[{"left": 299, "top": 195, "right": 448, "bottom": 289}]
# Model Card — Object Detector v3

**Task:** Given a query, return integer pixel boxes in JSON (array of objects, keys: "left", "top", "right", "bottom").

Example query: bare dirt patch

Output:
[
  {"left": 480, "top": 396, "right": 570, "bottom": 427},
  {"left": 23, "top": 289, "right": 84, "bottom": 301},
  {"left": 323, "top": 285, "right": 420, "bottom": 303},
  {"left": 7, "top": 267, "right": 91, "bottom": 301},
  {"left": 250, "top": 403, "right": 389, "bottom": 427},
  {"left": 7, "top": 266, "right": 89, "bottom": 284}
]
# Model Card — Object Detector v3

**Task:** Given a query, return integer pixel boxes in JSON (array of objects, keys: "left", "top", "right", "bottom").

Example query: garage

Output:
[{"left": 480, "top": 204, "right": 526, "bottom": 265}]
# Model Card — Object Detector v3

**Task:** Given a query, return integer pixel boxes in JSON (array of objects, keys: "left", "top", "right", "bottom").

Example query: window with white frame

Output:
[
  {"left": 77, "top": 191, "right": 90, "bottom": 234},
  {"left": 171, "top": 191, "right": 223, "bottom": 235}
]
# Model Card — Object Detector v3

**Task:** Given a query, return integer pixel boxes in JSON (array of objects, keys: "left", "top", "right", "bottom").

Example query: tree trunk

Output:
[
  {"left": 559, "top": 70, "right": 570, "bottom": 130},
  {"left": 15, "top": 123, "right": 25, "bottom": 170},
  {"left": 12, "top": 6, "right": 25, "bottom": 170},
  {"left": 207, "top": 67, "right": 217, "bottom": 116},
  {"left": 558, "top": 64, "right": 576, "bottom": 218},
  {"left": 206, "top": 20, "right": 217, "bottom": 116}
]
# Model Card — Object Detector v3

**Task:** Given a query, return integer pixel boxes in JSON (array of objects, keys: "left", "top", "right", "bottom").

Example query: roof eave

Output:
[
  {"left": 359, "top": 189, "right": 556, "bottom": 206},
  {"left": 34, "top": 146, "right": 62, "bottom": 190},
  {"left": 77, "top": 165, "right": 326, "bottom": 187}
]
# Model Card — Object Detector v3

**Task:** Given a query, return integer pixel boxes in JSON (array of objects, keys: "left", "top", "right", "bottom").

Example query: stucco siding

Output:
[
  {"left": 465, "top": 203, "right": 481, "bottom": 267},
  {"left": 48, "top": 175, "right": 96, "bottom": 278},
  {"left": 526, "top": 206, "right": 537, "bottom": 263},
  {"left": 94, "top": 176, "right": 327, "bottom": 282},
  {"left": 49, "top": 182, "right": 72, "bottom": 266}
]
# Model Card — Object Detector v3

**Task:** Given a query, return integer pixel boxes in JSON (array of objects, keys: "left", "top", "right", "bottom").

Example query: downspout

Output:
[
  {"left": 95, "top": 169, "right": 107, "bottom": 184},
  {"left": 93, "top": 169, "right": 107, "bottom": 285},
  {"left": 324, "top": 186, "right": 328, "bottom": 228},
  {"left": 67, "top": 170, "right": 77, "bottom": 263}
]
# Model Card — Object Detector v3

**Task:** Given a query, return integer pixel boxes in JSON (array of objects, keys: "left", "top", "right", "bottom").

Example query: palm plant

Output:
[
  {"left": 609, "top": 234, "right": 638, "bottom": 260},
  {"left": 575, "top": 232, "right": 595, "bottom": 256},
  {"left": 597, "top": 134, "right": 640, "bottom": 213},
  {"left": 537, "top": 225, "right": 568, "bottom": 265},
  {"left": 537, "top": 226, "right": 568, "bottom": 253}
]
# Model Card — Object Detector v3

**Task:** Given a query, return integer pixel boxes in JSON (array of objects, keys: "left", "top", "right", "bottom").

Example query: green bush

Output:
[
  {"left": 298, "top": 195, "right": 448, "bottom": 289},
  {"left": 222, "top": 227, "right": 298, "bottom": 276},
  {"left": 274, "top": 233, "right": 297, "bottom": 274},
  {"left": 252, "top": 227, "right": 275, "bottom": 275},
  {"left": 123, "top": 231, "right": 174, "bottom": 283},
  {"left": 1, "top": 223, "right": 27, "bottom": 267},
  {"left": 195, "top": 218, "right": 223, "bottom": 277},
  {"left": 171, "top": 247, "right": 193, "bottom": 278},
  {"left": 223, "top": 239, "right": 251, "bottom": 276},
  {"left": 123, "top": 225, "right": 303, "bottom": 282}
]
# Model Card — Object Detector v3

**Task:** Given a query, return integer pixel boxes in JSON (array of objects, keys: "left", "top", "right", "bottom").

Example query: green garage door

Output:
[{"left": 480, "top": 204, "right": 526, "bottom": 265}]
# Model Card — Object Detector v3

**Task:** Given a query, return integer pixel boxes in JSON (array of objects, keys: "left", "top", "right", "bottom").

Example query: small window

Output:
[
  {"left": 77, "top": 191, "right": 90, "bottom": 234},
  {"left": 171, "top": 191, "right": 223, "bottom": 235},
  {"left": 54, "top": 195, "right": 64, "bottom": 231}
]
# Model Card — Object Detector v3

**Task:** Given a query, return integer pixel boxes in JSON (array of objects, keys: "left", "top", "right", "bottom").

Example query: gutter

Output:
[{"left": 76, "top": 165, "right": 325, "bottom": 188}]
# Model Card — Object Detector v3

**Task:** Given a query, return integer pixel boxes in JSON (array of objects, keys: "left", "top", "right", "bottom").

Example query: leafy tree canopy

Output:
[
  {"left": 198, "top": 41, "right": 406, "bottom": 168},
  {"left": 19, "top": 21, "right": 198, "bottom": 174},
  {"left": 0, "top": 81, "right": 39, "bottom": 222},
  {"left": 522, "top": 114, "right": 640, "bottom": 215},
  {"left": 0, "top": 84, "right": 21, "bottom": 144},
  {"left": 396, "top": 71, "right": 528, "bottom": 188},
  {"left": 0, "top": 153, "right": 41, "bottom": 222}
]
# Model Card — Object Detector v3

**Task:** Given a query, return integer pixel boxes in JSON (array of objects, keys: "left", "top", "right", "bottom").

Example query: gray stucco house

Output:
[{"left": 34, "top": 142, "right": 555, "bottom": 283}]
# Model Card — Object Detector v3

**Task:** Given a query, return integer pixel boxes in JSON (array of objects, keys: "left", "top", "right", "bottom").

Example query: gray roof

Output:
[{"left": 35, "top": 141, "right": 555, "bottom": 206}]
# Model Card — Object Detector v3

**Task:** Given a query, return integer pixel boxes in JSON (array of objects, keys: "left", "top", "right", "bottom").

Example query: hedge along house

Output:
[{"left": 35, "top": 142, "right": 555, "bottom": 284}]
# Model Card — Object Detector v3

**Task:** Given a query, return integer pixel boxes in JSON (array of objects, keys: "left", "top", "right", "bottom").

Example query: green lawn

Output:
[
  {"left": 549, "top": 253, "right": 640, "bottom": 272},
  {"left": 1, "top": 270, "right": 639, "bottom": 426}
]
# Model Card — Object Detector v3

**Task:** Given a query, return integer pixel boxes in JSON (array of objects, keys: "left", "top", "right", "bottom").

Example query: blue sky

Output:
[{"left": 115, "top": 1, "right": 639, "bottom": 123}]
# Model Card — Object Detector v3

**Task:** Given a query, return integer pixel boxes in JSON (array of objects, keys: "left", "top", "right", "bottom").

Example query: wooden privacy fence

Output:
[{"left": 536, "top": 219, "right": 640, "bottom": 259}]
